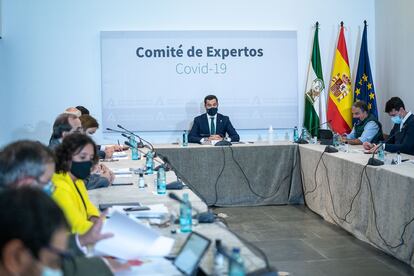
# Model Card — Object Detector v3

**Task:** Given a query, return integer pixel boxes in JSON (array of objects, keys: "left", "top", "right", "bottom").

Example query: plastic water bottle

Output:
[
  {"left": 138, "top": 173, "right": 145, "bottom": 189},
  {"left": 157, "top": 166, "right": 166, "bottom": 194},
  {"left": 377, "top": 145, "right": 385, "bottom": 161},
  {"left": 146, "top": 151, "right": 154, "bottom": 174},
  {"left": 182, "top": 130, "right": 188, "bottom": 147},
  {"left": 228, "top": 248, "right": 245, "bottom": 276},
  {"left": 179, "top": 193, "right": 192, "bottom": 233},
  {"left": 301, "top": 128, "right": 307, "bottom": 142},
  {"left": 396, "top": 151, "right": 402, "bottom": 164},
  {"left": 130, "top": 137, "right": 140, "bottom": 160},
  {"left": 293, "top": 126, "right": 299, "bottom": 142},
  {"left": 267, "top": 125, "right": 274, "bottom": 144},
  {"left": 213, "top": 240, "right": 225, "bottom": 276}
]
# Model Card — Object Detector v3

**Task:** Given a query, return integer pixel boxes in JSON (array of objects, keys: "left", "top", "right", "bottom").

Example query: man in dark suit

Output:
[
  {"left": 364, "top": 97, "right": 414, "bottom": 155},
  {"left": 188, "top": 95, "right": 240, "bottom": 143}
]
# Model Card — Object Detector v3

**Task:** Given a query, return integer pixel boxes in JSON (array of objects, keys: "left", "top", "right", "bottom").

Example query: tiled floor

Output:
[{"left": 214, "top": 205, "right": 414, "bottom": 276}]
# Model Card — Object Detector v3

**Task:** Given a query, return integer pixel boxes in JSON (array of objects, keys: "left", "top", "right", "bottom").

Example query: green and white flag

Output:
[{"left": 304, "top": 22, "right": 327, "bottom": 137}]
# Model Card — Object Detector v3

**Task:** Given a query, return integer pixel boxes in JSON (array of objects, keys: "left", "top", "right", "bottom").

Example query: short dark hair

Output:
[
  {"left": 55, "top": 133, "right": 99, "bottom": 173},
  {"left": 385, "top": 97, "right": 405, "bottom": 113},
  {"left": 76, "top": 106, "right": 90, "bottom": 115},
  {"left": 0, "top": 140, "right": 55, "bottom": 188},
  {"left": 80, "top": 114, "right": 99, "bottom": 130},
  {"left": 50, "top": 113, "right": 72, "bottom": 140},
  {"left": 0, "top": 187, "right": 68, "bottom": 260},
  {"left": 353, "top": 101, "right": 368, "bottom": 113},
  {"left": 204, "top": 95, "right": 218, "bottom": 105}
]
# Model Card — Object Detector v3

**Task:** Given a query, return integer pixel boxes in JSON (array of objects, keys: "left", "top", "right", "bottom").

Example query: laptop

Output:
[{"left": 172, "top": 232, "right": 211, "bottom": 276}]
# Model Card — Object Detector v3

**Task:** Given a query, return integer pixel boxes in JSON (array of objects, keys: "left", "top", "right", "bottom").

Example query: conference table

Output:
[
  {"left": 149, "top": 141, "right": 414, "bottom": 268},
  {"left": 88, "top": 153, "right": 267, "bottom": 275}
]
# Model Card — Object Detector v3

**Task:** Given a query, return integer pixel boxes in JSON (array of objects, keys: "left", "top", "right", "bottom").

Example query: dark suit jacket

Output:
[
  {"left": 66, "top": 234, "right": 113, "bottom": 275},
  {"left": 188, "top": 113, "right": 240, "bottom": 143},
  {"left": 385, "top": 113, "right": 414, "bottom": 155}
]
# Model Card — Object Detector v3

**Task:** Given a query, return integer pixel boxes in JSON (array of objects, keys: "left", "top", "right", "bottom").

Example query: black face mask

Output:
[
  {"left": 70, "top": 161, "right": 92, "bottom": 180},
  {"left": 207, "top": 107, "right": 218, "bottom": 116}
]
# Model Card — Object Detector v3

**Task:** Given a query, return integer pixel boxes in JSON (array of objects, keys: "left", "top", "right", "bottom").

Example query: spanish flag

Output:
[{"left": 327, "top": 23, "right": 353, "bottom": 134}]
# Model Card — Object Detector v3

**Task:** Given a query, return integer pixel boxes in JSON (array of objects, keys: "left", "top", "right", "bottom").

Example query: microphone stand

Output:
[{"left": 367, "top": 128, "right": 401, "bottom": 166}]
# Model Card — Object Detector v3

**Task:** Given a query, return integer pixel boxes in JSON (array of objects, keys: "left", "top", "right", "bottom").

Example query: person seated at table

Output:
[
  {"left": 364, "top": 97, "right": 414, "bottom": 155},
  {"left": 188, "top": 95, "right": 240, "bottom": 143},
  {"left": 0, "top": 187, "right": 70, "bottom": 276},
  {"left": 49, "top": 113, "right": 82, "bottom": 150},
  {"left": 341, "top": 101, "right": 383, "bottom": 145},
  {"left": 52, "top": 133, "right": 101, "bottom": 234},
  {"left": 0, "top": 140, "right": 127, "bottom": 275}
]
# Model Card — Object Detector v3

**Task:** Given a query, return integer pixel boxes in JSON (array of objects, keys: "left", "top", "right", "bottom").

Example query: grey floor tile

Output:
[{"left": 252, "top": 239, "right": 326, "bottom": 262}]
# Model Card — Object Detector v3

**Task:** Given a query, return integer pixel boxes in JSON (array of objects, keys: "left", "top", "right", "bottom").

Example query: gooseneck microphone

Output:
[
  {"left": 117, "top": 124, "right": 154, "bottom": 152},
  {"left": 168, "top": 192, "right": 215, "bottom": 223},
  {"left": 367, "top": 126, "right": 402, "bottom": 166}
]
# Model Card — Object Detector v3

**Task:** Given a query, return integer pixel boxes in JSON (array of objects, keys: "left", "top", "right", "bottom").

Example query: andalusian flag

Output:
[
  {"left": 327, "top": 22, "right": 353, "bottom": 134},
  {"left": 354, "top": 21, "right": 378, "bottom": 119},
  {"left": 304, "top": 22, "right": 327, "bottom": 137}
]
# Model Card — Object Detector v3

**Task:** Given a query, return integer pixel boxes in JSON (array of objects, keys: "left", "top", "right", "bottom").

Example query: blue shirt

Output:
[{"left": 346, "top": 121, "right": 380, "bottom": 143}]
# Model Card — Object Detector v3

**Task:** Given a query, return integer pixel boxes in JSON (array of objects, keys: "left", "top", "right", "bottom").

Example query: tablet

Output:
[{"left": 173, "top": 232, "right": 211, "bottom": 276}]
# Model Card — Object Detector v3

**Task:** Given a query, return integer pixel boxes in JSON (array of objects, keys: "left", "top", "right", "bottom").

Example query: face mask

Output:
[
  {"left": 391, "top": 115, "right": 402, "bottom": 124},
  {"left": 207, "top": 107, "right": 218, "bottom": 116},
  {"left": 41, "top": 266, "right": 63, "bottom": 276},
  {"left": 42, "top": 181, "right": 55, "bottom": 196},
  {"left": 70, "top": 161, "right": 92, "bottom": 180}
]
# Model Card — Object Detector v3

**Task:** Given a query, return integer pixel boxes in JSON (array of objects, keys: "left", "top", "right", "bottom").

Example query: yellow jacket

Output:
[{"left": 52, "top": 172, "right": 100, "bottom": 234}]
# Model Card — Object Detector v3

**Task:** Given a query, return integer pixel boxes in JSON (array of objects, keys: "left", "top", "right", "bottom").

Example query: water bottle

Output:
[
  {"left": 145, "top": 151, "right": 154, "bottom": 174},
  {"left": 228, "top": 248, "right": 245, "bottom": 276},
  {"left": 213, "top": 240, "right": 225, "bottom": 276},
  {"left": 182, "top": 130, "right": 188, "bottom": 147},
  {"left": 138, "top": 173, "right": 145, "bottom": 189},
  {"left": 130, "top": 137, "right": 140, "bottom": 160},
  {"left": 179, "top": 193, "right": 192, "bottom": 233},
  {"left": 333, "top": 133, "right": 340, "bottom": 147},
  {"left": 293, "top": 126, "right": 299, "bottom": 142},
  {"left": 157, "top": 166, "right": 166, "bottom": 194},
  {"left": 301, "top": 128, "right": 307, "bottom": 142},
  {"left": 267, "top": 125, "right": 274, "bottom": 144},
  {"left": 377, "top": 145, "right": 385, "bottom": 161},
  {"left": 396, "top": 151, "right": 402, "bottom": 164}
]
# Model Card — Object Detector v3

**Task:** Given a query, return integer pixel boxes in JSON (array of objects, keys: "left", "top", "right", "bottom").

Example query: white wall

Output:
[
  {"left": 375, "top": 0, "right": 414, "bottom": 132},
  {"left": 0, "top": 0, "right": 375, "bottom": 146}
]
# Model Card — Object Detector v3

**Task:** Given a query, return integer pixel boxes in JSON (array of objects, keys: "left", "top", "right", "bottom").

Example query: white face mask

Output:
[{"left": 41, "top": 266, "right": 63, "bottom": 276}]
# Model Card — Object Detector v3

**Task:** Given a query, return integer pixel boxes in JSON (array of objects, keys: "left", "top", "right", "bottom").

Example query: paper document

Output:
[
  {"left": 112, "top": 151, "right": 128, "bottom": 158},
  {"left": 95, "top": 211, "right": 174, "bottom": 259},
  {"left": 111, "top": 204, "right": 169, "bottom": 219},
  {"left": 115, "top": 257, "right": 181, "bottom": 276},
  {"left": 112, "top": 168, "right": 132, "bottom": 175}
]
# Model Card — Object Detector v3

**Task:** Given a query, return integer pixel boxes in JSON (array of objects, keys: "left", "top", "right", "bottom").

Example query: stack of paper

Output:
[{"left": 95, "top": 211, "right": 174, "bottom": 259}]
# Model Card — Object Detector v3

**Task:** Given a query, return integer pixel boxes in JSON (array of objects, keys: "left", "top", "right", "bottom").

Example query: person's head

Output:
[
  {"left": 63, "top": 107, "right": 81, "bottom": 117},
  {"left": 79, "top": 115, "right": 99, "bottom": 136},
  {"left": 204, "top": 95, "right": 219, "bottom": 116},
  {"left": 385, "top": 97, "right": 407, "bottom": 125},
  {"left": 75, "top": 106, "right": 90, "bottom": 116},
  {"left": 51, "top": 114, "right": 82, "bottom": 140},
  {"left": 0, "top": 141, "right": 55, "bottom": 192},
  {"left": 0, "top": 187, "right": 69, "bottom": 276},
  {"left": 352, "top": 101, "right": 369, "bottom": 122},
  {"left": 55, "top": 133, "right": 98, "bottom": 180}
]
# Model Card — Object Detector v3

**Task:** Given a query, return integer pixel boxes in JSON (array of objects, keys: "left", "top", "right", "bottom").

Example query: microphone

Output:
[
  {"left": 106, "top": 127, "right": 126, "bottom": 134},
  {"left": 296, "top": 120, "right": 332, "bottom": 144},
  {"left": 168, "top": 192, "right": 215, "bottom": 223},
  {"left": 367, "top": 127, "right": 402, "bottom": 166},
  {"left": 117, "top": 124, "right": 154, "bottom": 152},
  {"left": 122, "top": 133, "right": 144, "bottom": 148}
]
